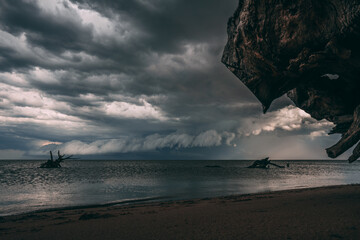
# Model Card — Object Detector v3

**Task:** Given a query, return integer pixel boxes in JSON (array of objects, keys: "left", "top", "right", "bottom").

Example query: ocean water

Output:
[{"left": 0, "top": 160, "right": 359, "bottom": 216}]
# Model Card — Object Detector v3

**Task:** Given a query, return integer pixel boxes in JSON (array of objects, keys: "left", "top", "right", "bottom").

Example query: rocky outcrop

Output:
[{"left": 222, "top": 0, "right": 360, "bottom": 162}]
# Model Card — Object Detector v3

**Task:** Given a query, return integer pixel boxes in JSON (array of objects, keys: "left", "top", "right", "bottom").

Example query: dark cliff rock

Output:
[{"left": 222, "top": 0, "right": 360, "bottom": 162}]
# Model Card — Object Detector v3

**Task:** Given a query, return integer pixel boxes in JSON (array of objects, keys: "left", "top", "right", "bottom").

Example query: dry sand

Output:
[{"left": 1, "top": 185, "right": 360, "bottom": 240}]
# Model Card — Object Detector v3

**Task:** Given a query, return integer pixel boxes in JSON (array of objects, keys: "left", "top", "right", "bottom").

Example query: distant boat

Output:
[
  {"left": 247, "top": 157, "right": 285, "bottom": 169},
  {"left": 40, "top": 150, "right": 75, "bottom": 168}
]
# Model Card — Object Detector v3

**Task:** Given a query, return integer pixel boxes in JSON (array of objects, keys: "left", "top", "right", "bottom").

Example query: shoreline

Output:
[
  {"left": 1, "top": 184, "right": 360, "bottom": 239},
  {"left": 0, "top": 196, "right": 173, "bottom": 218}
]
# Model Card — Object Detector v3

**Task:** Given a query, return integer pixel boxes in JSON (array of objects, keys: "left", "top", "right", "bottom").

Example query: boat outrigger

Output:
[
  {"left": 40, "top": 150, "right": 75, "bottom": 168},
  {"left": 247, "top": 157, "right": 285, "bottom": 169}
]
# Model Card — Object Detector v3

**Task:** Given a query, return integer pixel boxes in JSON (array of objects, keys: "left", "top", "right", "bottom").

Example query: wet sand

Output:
[{"left": 1, "top": 185, "right": 360, "bottom": 240}]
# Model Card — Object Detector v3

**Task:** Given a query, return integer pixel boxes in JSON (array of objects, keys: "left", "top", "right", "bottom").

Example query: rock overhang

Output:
[{"left": 222, "top": 0, "right": 360, "bottom": 162}]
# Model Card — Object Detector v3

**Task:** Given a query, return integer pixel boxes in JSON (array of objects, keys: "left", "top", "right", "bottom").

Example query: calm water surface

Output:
[{"left": 0, "top": 160, "right": 359, "bottom": 216}]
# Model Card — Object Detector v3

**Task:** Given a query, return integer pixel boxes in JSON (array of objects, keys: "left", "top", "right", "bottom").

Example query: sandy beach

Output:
[{"left": 1, "top": 184, "right": 360, "bottom": 240}]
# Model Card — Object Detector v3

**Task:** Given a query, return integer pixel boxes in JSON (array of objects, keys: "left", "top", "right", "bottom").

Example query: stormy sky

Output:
[{"left": 0, "top": 0, "right": 345, "bottom": 160}]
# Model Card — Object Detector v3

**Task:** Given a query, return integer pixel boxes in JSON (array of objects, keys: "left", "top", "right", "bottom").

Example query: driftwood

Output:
[
  {"left": 40, "top": 150, "right": 74, "bottom": 168},
  {"left": 248, "top": 158, "right": 285, "bottom": 169}
]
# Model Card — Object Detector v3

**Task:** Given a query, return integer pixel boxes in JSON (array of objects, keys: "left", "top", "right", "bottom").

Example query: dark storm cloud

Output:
[
  {"left": 0, "top": 0, "right": 92, "bottom": 52},
  {"left": 0, "top": 0, "right": 149, "bottom": 74},
  {"left": 0, "top": 0, "right": 239, "bottom": 73},
  {"left": 0, "top": 0, "right": 336, "bottom": 159},
  {"left": 70, "top": 0, "right": 237, "bottom": 52},
  {"left": 0, "top": 1, "right": 90, "bottom": 72},
  {"left": 0, "top": 0, "right": 249, "bottom": 109}
]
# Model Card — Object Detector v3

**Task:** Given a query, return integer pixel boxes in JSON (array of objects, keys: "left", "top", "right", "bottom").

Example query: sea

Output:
[{"left": 0, "top": 160, "right": 359, "bottom": 216}]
